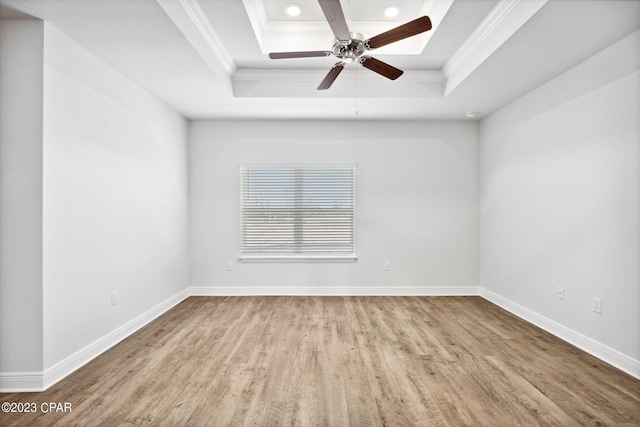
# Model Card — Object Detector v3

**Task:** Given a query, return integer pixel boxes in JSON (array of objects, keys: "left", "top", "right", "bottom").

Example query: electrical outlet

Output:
[
  {"left": 225, "top": 261, "right": 232, "bottom": 271},
  {"left": 593, "top": 297, "right": 602, "bottom": 314},
  {"left": 111, "top": 290, "right": 119, "bottom": 306},
  {"left": 384, "top": 261, "right": 391, "bottom": 271},
  {"left": 557, "top": 287, "right": 564, "bottom": 299}
]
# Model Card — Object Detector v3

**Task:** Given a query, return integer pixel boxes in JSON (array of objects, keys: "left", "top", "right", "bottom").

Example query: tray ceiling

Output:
[
  {"left": 1, "top": 0, "right": 639, "bottom": 120},
  {"left": 242, "top": 0, "right": 453, "bottom": 55}
]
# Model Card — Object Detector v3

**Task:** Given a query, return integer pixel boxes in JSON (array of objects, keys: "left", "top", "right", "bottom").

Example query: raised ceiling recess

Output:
[{"left": 243, "top": 0, "right": 453, "bottom": 56}]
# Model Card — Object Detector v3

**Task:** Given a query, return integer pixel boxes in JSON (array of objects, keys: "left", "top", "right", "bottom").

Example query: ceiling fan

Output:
[{"left": 268, "top": 0, "right": 432, "bottom": 90}]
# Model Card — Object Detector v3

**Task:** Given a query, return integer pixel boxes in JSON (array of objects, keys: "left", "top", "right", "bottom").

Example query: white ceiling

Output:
[{"left": 1, "top": 0, "right": 639, "bottom": 120}]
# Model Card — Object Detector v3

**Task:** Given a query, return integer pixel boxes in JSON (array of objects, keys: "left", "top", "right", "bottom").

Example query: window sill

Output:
[{"left": 238, "top": 254, "right": 357, "bottom": 263}]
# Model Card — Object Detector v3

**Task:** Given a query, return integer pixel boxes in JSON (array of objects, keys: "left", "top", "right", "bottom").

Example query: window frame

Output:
[{"left": 238, "top": 165, "right": 357, "bottom": 263}]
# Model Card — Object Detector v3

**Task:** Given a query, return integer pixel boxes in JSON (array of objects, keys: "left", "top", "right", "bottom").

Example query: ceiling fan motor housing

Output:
[{"left": 332, "top": 32, "right": 365, "bottom": 64}]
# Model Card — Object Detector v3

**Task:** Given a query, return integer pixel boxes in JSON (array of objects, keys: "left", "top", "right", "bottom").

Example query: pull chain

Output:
[{"left": 355, "top": 65, "right": 359, "bottom": 116}]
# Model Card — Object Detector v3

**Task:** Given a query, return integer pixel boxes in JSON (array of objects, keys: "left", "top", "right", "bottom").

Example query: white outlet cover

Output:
[{"left": 593, "top": 297, "right": 602, "bottom": 314}]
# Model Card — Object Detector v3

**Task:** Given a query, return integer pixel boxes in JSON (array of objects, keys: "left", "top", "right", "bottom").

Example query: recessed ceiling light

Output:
[
  {"left": 384, "top": 6, "right": 399, "bottom": 18},
  {"left": 286, "top": 4, "right": 301, "bottom": 17},
  {"left": 465, "top": 111, "right": 480, "bottom": 118}
]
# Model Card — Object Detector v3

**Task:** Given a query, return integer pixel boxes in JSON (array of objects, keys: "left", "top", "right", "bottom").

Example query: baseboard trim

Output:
[
  {"left": 0, "top": 371, "right": 45, "bottom": 393},
  {"left": 3, "top": 285, "right": 637, "bottom": 392},
  {"left": 479, "top": 288, "right": 640, "bottom": 379},
  {"left": 189, "top": 285, "right": 480, "bottom": 296},
  {"left": 42, "top": 288, "right": 190, "bottom": 391},
  {"left": 0, "top": 288, "right": 190, "bottom": 393}
]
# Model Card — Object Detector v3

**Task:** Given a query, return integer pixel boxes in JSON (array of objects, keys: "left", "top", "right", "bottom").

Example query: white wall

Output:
[
  {"left": 480, "top": 31, "right": 640, "bottom": 369},
  {"left": 41, "top": 24, "right": 190, "bottom": 372},
  {"left": 190, "top": 120, "right": 478, "bottom": 294},
  {"left": 0, "top": 19, "right": 44, "bottom": 375}
]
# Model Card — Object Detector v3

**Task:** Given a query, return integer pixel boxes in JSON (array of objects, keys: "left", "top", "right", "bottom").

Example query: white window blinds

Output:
[{"left": 240, "top": 166, "right": 356, "bottom": 261}]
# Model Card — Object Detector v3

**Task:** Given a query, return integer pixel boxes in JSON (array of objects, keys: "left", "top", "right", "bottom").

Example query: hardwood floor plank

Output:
[{"left": 2, "top": 296, "right": 639, "bottom": 426}]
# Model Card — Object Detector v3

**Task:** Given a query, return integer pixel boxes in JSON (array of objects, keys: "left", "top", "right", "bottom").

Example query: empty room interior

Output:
[{"left": 1, "top": 0, "right": 639, "bottom": 425}]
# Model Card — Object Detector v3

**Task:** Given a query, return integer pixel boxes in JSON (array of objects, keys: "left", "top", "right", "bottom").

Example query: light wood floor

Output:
[{"left": 2, "top": 296, "right": 639, "bottom": 426}]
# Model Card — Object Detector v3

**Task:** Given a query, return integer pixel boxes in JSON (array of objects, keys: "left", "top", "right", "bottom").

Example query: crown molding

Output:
[
  {"left": 442, "top": 0, "right": 548, "bottom": 96},
  {"left": 156, "top": 0, "right": 236, "bottom": 92},
  {"left": 234, "top": 68, "right": 443, "bottom": 83},
  {"left": 176, "top": 0, "right": 236, "bottom": 75},
  {"left": 232, "top": 68, "right": 444, "bottom": 98}
]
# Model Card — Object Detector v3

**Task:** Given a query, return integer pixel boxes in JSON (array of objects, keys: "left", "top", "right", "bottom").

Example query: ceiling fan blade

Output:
[
  {"left": 360, "top": 56, "right": 403, "bottom": 80},
  {"left": 318, "top": 0, "right": 351, "bottom": 41},
  {"left": 318, "top": 63, "right": 345, "bottom": 90},
  {"left": 269, "top": 51, "right": 332, "bottom": 59},
  {"left": 365, "top": 16, "right": 432, "bottom": 49}
]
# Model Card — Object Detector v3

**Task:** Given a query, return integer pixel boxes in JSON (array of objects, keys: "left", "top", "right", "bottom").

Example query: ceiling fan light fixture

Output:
[
  {"left": 342, "top": 50, "right": 356, "bottom": 63},
  {"left": 269, "top": 1, "right": 433, "bottom": 90},
  {"left": 384, "top": 6, "right": 399, "bottom": 18},
  {"left": 285, "top": 4, "right": 301, "bottom": 17}
]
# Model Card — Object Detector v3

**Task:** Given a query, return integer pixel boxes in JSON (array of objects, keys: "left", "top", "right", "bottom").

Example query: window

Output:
[{"left": 240, "top": 166, "right": 356, "bottom": 261}]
